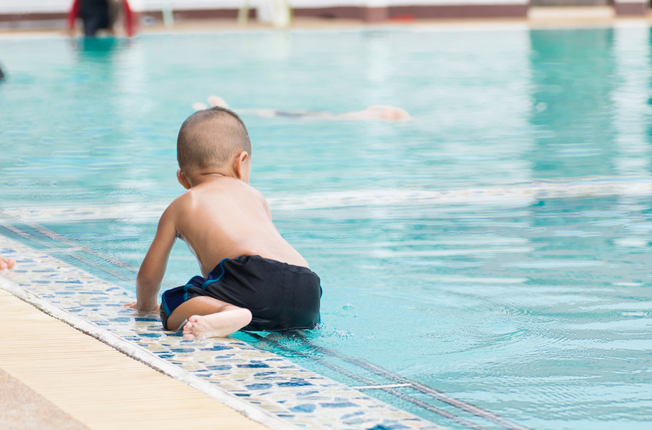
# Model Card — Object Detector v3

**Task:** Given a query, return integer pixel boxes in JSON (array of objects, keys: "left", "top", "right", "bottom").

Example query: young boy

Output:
[{"left": 126, "top": 106, "right": 322, "bottom": 340}]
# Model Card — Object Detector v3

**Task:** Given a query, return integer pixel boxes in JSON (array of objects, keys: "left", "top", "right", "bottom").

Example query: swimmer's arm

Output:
[
  {"left": 335, "top": 110, "right": 374, "bottom": 120},
  {"left": 134, "top": 207, "right": 178, "bottom": 312}
]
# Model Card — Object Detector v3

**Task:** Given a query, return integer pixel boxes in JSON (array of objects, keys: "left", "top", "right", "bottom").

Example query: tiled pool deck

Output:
[{"left": 0, "top": 233, "right": 441, "bottom": 430}]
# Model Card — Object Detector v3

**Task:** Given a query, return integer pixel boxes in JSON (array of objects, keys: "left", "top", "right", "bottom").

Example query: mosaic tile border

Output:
[{"left": 0, "top": 234, "right": 442, "bottom": 430}]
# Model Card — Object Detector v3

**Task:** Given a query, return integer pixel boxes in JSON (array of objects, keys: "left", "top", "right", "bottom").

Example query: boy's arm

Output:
[{"left": 135, "top": 207, "right": 178, "bottom": 312}]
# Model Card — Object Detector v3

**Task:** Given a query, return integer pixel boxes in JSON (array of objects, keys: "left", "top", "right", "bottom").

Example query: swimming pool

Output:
[{"left": 1, "top": 25, "right": 651, "bottom": 430}]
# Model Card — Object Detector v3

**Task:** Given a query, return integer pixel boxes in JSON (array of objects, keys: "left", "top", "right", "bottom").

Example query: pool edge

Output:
[{"left": 0, "top": 275, "right": 295, "bottom": 430}]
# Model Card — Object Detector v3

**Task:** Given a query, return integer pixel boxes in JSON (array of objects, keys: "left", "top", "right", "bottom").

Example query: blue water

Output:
[{"left": 1, "top": 27, "right": 652, "bottom": 429}]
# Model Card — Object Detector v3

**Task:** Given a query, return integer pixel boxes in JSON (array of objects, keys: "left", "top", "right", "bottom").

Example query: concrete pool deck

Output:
[{"left": 0, "top": 289, "right": 270, "bottom": 430}]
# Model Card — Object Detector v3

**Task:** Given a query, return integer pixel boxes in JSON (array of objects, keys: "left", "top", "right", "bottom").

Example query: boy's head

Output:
[{"left": 177, "top": 106, "right": 251, "bottom": 175}]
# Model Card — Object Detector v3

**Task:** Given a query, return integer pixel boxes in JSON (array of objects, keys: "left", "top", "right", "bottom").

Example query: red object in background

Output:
[
  {"left": 67, "top": 0, "right": 136, "bottom": 37},
  {"left": 122, "top": 0, "right": 135, "bottom": 37},
  {"left": 66, "top": 0, "right": 81, "bottom": 30}
]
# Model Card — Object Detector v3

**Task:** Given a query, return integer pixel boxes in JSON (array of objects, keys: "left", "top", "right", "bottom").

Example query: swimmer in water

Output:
[
  {"left": 0, "top": 255, "right": 15, "bottom": 270},
  {"left": 192, "top": 96, "right": 411, "bottom": 122}
]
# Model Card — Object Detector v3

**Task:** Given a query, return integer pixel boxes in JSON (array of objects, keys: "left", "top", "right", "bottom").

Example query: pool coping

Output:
[
  {"left": 0, "top": 276, "right": 293, "bottom": 430},
  {"left": 0, "top": 288, "right": 272, "bottom": 430}
]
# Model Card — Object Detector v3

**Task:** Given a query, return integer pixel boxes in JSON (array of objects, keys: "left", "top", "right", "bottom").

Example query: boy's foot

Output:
[
  {"left": 207, "top": 96, "right": 229, "bottom": 108},
  {"left": 182, "top": 308, "right": 252, "bottom": 340},
  {"left": 191, "top": 96, "right": 228, "bottom": 111}
]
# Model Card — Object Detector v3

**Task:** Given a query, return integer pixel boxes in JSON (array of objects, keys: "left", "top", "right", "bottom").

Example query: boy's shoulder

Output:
[{"left": 163, "top": 178, "right": 270, "bottom": 228}]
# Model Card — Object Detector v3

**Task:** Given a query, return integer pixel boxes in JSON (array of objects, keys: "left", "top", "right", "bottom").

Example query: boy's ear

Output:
[
  {"left": 233, "top": 151, "right": 249, "bottom": 179},
  {"left": 177, "top": 169, "right": 191, "bottom": 189}
]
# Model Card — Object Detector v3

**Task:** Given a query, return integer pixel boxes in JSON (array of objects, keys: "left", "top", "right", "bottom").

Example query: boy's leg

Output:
[{"left": 166, "top": 296, "right": 252, "bottom": 340}]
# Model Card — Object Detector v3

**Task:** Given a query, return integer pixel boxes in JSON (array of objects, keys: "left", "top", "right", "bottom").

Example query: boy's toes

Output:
[
  {"left": 183, "top": 319, "right": 200, "bottom": 340},
  {"left": 183, "top": 324, "right": 195, "bottom": 340}
]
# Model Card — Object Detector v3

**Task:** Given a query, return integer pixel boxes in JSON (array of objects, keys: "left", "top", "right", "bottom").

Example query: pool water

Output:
[{"left": 1, "top": 26, "right": 652, "bottom": 430}]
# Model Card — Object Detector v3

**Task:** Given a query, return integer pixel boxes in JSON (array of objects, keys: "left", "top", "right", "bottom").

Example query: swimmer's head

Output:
[{"left": 177, "top": 106, "right": 251, "bottom": 175}]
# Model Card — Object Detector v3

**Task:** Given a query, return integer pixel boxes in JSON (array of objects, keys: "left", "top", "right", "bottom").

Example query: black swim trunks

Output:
[
  {"left": 79, "top": 0, "right": 110, "bottom": 37},
  {"left": 160, "top": 255, "right": 322, "bottom": 332}
]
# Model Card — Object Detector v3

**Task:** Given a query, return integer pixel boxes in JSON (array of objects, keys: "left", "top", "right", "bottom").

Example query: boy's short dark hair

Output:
[{"left": 177, "top": 106, "right": 252, "bottom": 174}]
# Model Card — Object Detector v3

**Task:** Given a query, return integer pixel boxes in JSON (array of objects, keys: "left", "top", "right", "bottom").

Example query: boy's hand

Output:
[{"left": 124, "top": 301, "right": 160, "bottom": 313}]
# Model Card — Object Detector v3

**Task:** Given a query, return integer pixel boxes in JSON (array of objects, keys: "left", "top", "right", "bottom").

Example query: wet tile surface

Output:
[{"left": 0, "top": 234, "right": 441, "bottom": 430}]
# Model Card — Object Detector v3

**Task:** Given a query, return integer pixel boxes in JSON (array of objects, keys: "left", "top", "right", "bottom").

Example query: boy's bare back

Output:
[{"left": 166, "top": 176, "right": 307, "bottom": 277}]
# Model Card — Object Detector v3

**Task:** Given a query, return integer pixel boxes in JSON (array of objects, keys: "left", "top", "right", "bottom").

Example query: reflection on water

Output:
[
  {"left": 530, "top": 28, "right": 617, "bottom": 178},
  {"left": 612, "top": 28, "right": 652, "bottom": 178},
  {"left": 1, "top": 27, "right": 652, "bottom": 430},
  {"left": 76, "top": 37, "right": 122, "bottom": 57}
]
